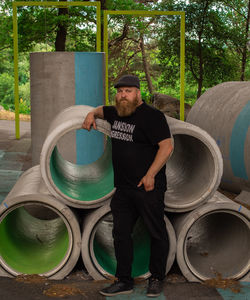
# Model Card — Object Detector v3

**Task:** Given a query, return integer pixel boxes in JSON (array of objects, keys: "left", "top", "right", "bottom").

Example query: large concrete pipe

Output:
[
  {"left": 171, "top": 191, "right": 250, "bottom": 282},
  {"left": 30, "top": 52, "right": 105, "bottom": 166},
  {"left": 165, "top": 116, "right": 223, "bottom": 212},
  {"left": 40, "top": 104, "right": 222, "bottom": 211},
  {"left": 81, "top": 203, "right": 176, "bottom": 280},
  {"left": 0, "top": 166, "right": 81, "bottom": 280},
  {"left": 186, "top": 81, "right": 250, "bottom": 193},
  {"left": 40, "top": 105, "right": 115, "bottom": 209}
]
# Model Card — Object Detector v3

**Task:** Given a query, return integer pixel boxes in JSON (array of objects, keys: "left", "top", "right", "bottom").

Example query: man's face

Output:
[{"left": 115, "top": 87, "right": 141, "bottom": 117}]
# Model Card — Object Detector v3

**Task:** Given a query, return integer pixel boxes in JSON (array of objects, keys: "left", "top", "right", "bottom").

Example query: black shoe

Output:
[
  {"left": 99, "top": 280, "right": 133, "bottom": 296},
  {"left": 146, "top": 277, "right": 163, "bottom": 297}
]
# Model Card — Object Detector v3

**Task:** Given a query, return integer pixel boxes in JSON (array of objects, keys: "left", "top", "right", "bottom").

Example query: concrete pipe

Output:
[
  {"left": 30, "top": 52, "right": 105, "bottom": 166},
  {"left": 171, "top": 191, "right": 250, "bottom": 282},
  {"left": 81, "top": 203, "right": 176, "bottom": 280},
  {"left": 186, "top": 81, "right": 250, "bottom": 193},
  {"left": 164, "top": 117, "right": 223, "bottom": 212},
  {"left": 0, "top": 166, "right": 81, "bottom": 280},
  {"left": 40, "top": 105, "right": 115, "bottom": 209}
]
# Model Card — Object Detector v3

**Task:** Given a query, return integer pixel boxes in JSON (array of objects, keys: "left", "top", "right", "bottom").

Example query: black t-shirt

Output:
[{"left": 103, "top": 102, "right": 171, "bottom": 191}]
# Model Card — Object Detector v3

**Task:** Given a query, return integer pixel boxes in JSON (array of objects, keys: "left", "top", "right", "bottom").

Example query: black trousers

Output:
[{"left": 110, "top": 188, "right": 169, "bottom": 283}]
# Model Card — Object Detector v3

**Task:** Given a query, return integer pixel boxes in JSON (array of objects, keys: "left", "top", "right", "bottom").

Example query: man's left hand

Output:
[{"left": 137, "top": 174, "right": 155, "bottom": 192}]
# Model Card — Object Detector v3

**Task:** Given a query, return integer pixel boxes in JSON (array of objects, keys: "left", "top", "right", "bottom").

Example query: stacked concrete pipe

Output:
[
  {"left": 40, "top": 105, "right": 223, "bottom": 212},
  {"left": 22, "top": 52, "right": 246, "bottom": 282},
  {"left": 38, "top": 105, "right": 178, "bottom": 279},
  {"left": 0, "top": 165, "right": 81, "bottom": 279},
  {"left": 187, "top": 81, "right": 250, "bottom": 194},
  {"left": 81, "top": 203, "right": 176, "bottom": 280},
  {"left": 1, "top": 98, "right": 239, "bottom": 281},
  {"left": 175, "top": 81, "right": 250, "bottom": 282},
  {"left": 165, "top": 116, "right": 223, "bottom": 212},
  {"left": 40, "top": 105, "right": 115, "bottom": 209},
  {"left": 37, "top": 104, "right": 226, "bottom": 280},
  {"left": 170, "top": 191, "right": 250, "bottom": 282}
]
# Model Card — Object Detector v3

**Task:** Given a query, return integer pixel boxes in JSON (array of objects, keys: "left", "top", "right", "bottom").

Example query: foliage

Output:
[
  {"left": 0, "top": 0, "right": 249, "bottom": 114},
  {"left": 157, "top": 0, "right": 248, "bottom": 99},
  {"left": 0, "top": 47, "right": 31, "bottom": 114},
  {"left": 16, "top": 3, "right": 97, "bottom": 52},
  {"left": 0, "top": 72, "right": 14, "bottom": 106},
  {"left": 0, "top": 0, "right": 99, "bottom": 113}
]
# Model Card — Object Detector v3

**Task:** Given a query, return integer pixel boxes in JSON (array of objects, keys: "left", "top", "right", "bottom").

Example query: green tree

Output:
[
  {"left": 158, "top": 0, "right": 243, "bottom": 99},
  {"left": 219, "top": 0, "right": 250, "bottom": 80},
  {"left": 0, "top": 0, "right": 99, "bottom": 113},
  {"left": 106, "top": 0, "right": 165, "bottom": 100},
  {"left": 0, "top": 0, "right": 98, "bottom": 53},
  {"left": 0, "top": 0, "right": 248, "bottom": 110},
  {"left": 0, "top": 1, "right": 13, "bottom": 51}
]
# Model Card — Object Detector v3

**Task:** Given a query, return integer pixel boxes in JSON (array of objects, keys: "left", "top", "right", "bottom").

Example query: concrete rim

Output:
[
  {"left": 165, "top": 119, "right": 223, "bottom": 212},
  {"left": 0, "top": 194, "right": 81, "bottom": 280},
  {"left": 176, "top": 201, "right": 250, "bottom": 282},
  {"left": 40, "top": 105, "right": 115, "bottom": 208},
  {"left": 81, "top": 203, "right": 176, "bottom": 280}
]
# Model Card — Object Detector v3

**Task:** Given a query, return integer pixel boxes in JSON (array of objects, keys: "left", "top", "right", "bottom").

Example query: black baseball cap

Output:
[{"left": 114, "top": 75, "right": 140, "bottom": 89}]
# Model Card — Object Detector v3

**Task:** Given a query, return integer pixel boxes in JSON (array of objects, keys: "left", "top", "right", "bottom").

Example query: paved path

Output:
[
  {"left": 0, "top": 120, "right": 249, "bottom": 300},
  {"left": 0, "top": 120, "right": 31, "bottom": 203},
  {"left": 0, "top": 275, "right": 249, "bottom": 300}
]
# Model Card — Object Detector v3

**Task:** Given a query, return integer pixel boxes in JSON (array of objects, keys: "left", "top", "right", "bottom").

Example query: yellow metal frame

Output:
[
  {"left": 103, "top": 10, "right": 185, "bottom": 120},
  {"left": 12, "top": 1, "right": 101, "bottom": 139}
]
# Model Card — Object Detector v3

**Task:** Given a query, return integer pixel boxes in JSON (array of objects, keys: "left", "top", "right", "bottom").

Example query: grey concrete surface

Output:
[
  {"left": 0, "top": 120, "right": 31, "bottom": 203},
  {"left": 30, "top": 52, "right": 76, "bottom": 166},
  {"left": 187, "top": 81, "right": 250, "bottom": 193},
  {"left": 0, "top": 274, "right": 224, "bottom": 300},
  {"left": 0, "top": 120, "right": 31, "bottom": 156}
]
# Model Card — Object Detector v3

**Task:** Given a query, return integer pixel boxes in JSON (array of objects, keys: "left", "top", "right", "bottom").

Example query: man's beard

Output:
[{"left": 115, "top": 94, "right": 140, "bottom": 117}]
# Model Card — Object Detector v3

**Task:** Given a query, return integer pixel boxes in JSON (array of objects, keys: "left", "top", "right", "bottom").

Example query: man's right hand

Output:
[{"left": 82, "top": 112, "right": 97, "bottom": 131}]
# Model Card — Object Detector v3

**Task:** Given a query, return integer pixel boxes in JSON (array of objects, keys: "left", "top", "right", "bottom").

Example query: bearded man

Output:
[{"left": 82, "top": 75, "right": 173, "bottom": 298}]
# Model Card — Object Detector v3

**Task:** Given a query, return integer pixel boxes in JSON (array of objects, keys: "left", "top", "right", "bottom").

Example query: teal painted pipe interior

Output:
[
  {"left": 75, "top": 52, "right": 105, "bottom": 165},
  {"left": 93, "top": 214, "right": 150, "bottom": 278},
  {"left": 230, "top": 100, "right": 250, "bottom": 180},
  {"left": 0, "top": 204, "right": 69, "bottom": 274},
  {"left": 50, "top": 138, "right": 114, "bottom": 201}
]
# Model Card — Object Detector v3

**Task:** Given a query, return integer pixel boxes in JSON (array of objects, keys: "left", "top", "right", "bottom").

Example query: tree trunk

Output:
[
  {"left": 140, "top": 34, "right": 154, "bottom": 94},
  {"left": 55, "top": 0, "right": 68, "bottom": 51},
  {"left": 240, "top": 0, "right": 250, "bottom": 81},
  {"left": 100, "top": 0, "right": 107, "bottom": 50},
  {"left": 197, "top": 36, "right": 203, "bottom": 99},
  {"left": 196, "top": 0, "right": 210, "bottom": 99}
]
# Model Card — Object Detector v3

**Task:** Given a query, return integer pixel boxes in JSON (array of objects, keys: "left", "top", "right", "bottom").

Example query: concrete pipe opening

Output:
[
  {"left": 184, "top": 211, "right": 250, "bottom": 280},
  {"left": 173, "top": 194, "right": 250, "bottom": 281},
  {"left": 0, "top": 202, "right": 72, "bottom": 277},
  {"left": 40, "top": 105, "right": 115, "bottom": 208},
  {"left": 165, "top": 126, "right": 222, "bottom": 212},
  {"left": 0, "top": 166, "right": 82, "bottom": 279},
  {"left": 81, "top": 205, "right": 176, "bottom": 280},
  {"left": 92, "top": 215, "right": 151, "bottom": 278},
  {"left": 50, "top": 136, "right": 114, "bottom": 205}
]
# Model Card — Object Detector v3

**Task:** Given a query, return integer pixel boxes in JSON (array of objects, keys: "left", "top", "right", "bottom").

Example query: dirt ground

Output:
[{"left": 0, "top": 109, "right": 30, "bottom": 122}]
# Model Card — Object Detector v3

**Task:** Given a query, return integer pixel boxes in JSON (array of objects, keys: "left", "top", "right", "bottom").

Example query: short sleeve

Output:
[
  {"left": 145, "top": 110, "right": 171, "bottom": 145},
  {"left": 103, "top": 106, "right": 116, "bottom": 124}
]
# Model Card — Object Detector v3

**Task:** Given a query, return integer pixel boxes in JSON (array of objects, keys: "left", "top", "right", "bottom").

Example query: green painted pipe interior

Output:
[
  {"left": 0, "top": 205, "right": 69, "bottom": 274},
  {"left": 93, "top": 214, "right": 150, "bottom": 278},
  {"left": 50, "top": 138, "right": 114, "bottom": 201}
]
